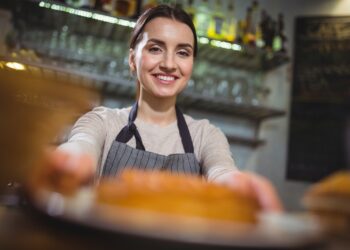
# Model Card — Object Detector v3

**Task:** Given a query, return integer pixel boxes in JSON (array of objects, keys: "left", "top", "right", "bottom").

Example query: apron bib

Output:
[{"left": 102, "top": 103, "right": 201, "bottom": 177}]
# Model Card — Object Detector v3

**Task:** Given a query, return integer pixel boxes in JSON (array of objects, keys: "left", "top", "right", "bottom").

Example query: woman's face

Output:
[{"left": 130, "top": 17, "right": 194, "bottom": 100}]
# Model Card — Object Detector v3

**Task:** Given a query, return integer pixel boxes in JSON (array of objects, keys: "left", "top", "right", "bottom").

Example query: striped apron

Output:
[{"left": 102, "top": 103, "right": 202, "bottom": 177}]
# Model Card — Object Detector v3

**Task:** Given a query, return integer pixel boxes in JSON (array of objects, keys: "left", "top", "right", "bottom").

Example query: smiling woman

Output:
[
  {"left": 38, "top": 4, "right": 282, "bottom": 213},
  {"left": 129, "top": 17, "right": 194, "bottom": 101}
]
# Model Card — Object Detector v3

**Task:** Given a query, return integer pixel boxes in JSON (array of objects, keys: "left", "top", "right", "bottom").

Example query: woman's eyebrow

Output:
[
  {"left": 147, "top": 38, "right": 193, "bottom": 50},
  {"left": 178, "top": 43, "right": 193, "bottom": 50}
]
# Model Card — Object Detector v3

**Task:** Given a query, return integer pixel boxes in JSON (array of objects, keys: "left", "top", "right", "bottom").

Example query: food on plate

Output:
[
  {"left": 302, "top": 170, "right": 350, "bottom": 234},
  {"left": 96, "top": 170, "right": 262, "bottom": 224}
]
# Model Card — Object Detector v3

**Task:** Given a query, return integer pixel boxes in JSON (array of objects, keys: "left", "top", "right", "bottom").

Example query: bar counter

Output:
[{"left": 1, "top": 204, "right": 349, "bottom": 250}]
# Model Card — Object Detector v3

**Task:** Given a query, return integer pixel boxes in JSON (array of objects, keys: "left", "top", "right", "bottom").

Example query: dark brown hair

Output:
[{"left": 129, "top": 4, "right": 198, "bottom": 57}]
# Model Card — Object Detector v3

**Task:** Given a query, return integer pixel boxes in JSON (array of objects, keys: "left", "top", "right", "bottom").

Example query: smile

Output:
[
  {"left": 158, "top": 75, "right": 175, "bottom": 81},
  {"left": 153, "top": 74, "right": 178, "bottom": 84}
]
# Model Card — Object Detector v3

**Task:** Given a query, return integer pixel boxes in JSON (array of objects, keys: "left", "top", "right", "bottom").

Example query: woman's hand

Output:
[
  {"left": 31, "top": 148, "right": 95, "bottom": 195},
  {"left": 215, "top": 171, "right": 283, "bottom": 212}
]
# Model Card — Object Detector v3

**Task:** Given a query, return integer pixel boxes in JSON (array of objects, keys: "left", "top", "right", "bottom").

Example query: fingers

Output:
[
  {"left": 63, "top": 152, "right": 94, "bottom": 181},
  {"left": 247, "top": 172, "right": 284, "bottom": 212},
  {"left": 31, "top": 148, "right": 95, "bottom": 195},
  {"left": 226, "top": 171, "right": 256, "bottom": 198},
  {"left": 222, "top": 171, "right": 283, "bottom": 213}
]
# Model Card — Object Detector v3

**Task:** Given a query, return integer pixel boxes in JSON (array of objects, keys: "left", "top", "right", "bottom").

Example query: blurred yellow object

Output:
[
  {"left": 303, "top": 171, "right": 350, "bottom": 211},
  {"left": 5, "top": 62, "right": 26, "bottom": 71},
  {"left": 302, "top": 170, "right": 350, "bottom": 235},
  {"left": 0, "top": 59, "right": 97, "bottom": 194}
]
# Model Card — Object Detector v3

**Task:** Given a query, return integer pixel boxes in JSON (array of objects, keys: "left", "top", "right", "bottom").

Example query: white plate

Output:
[{"left": 29, "top": 188, "right": 325, "bottom": 249}]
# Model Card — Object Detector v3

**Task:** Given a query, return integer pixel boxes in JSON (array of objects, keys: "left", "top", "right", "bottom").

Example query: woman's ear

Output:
[{"left": 129, "top": 48, "right": 136, "bottom": 73}]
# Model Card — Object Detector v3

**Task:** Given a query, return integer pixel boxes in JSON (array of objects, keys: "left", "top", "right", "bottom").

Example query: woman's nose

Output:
[{"left": 160, "top": 53, "right": 176, "bottom": 71}]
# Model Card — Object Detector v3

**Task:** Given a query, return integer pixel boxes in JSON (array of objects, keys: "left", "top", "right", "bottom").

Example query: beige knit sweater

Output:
[{"left": 59, "top": 106, "right": 237, "bottom": 181}]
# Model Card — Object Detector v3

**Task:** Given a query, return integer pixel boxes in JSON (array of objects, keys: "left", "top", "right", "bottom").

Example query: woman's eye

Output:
[
  {"left": 149, "top": 47, "right": 162, "bottom": 53},
  {"left": 178, "top": 50, "right": 190, "bottom": 57}
]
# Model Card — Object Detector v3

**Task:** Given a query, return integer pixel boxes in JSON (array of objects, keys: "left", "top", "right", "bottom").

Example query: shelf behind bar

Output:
[
  {"left": 225, "top": 135, "right": 265, "bottom": 148},
  {"left": 2, "top": 57, "right": 286, "bottom": 122},
  {"left": 177, "top": 93, "right": 286, "bottom": 122},
  {"left": 12, "top": 0, "right": 289, "bottom": 72}
]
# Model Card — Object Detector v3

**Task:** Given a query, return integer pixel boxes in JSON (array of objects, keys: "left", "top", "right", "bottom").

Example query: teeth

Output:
[{"left": 157, "top": 75, "right": 175, "bottom": 81}]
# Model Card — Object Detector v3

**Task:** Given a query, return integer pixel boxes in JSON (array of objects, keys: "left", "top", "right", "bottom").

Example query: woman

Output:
[{"left": 46, "top": 5, "right": 282, "bottom": 212}]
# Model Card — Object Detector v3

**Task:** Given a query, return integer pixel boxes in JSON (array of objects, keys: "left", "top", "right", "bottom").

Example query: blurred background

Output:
[{"left": 0, "top": 0, "right": 349, "bottom": 211}]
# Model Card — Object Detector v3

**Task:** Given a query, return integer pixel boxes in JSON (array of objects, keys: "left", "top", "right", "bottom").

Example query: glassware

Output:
[
  {"left": 192, "top": 60, "right": 208, "bottom": 94},
  {"left": 216, "top": 77, "right": 230, "bottom": 99},
  {"left": 186, "top": 78, "right": 196, "bottom": 93},
  {"left": 215, "top": 67, "right": 230, "bottom": 99},
  {"left": 106, "top": 60, "right": 118, "bottom": 77},
  {"left": 230, "top": 77, "right": 247, "bottom": 104}
]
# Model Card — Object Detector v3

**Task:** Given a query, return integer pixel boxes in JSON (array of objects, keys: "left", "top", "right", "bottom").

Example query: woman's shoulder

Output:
[
  {"left": 88, "top": 105, "right": 131, "bottom": 119},
  {"left": 183, "top": 114, "right": 228, "bottom": 152},
  {"left": 78, "top": 106, "right": 131, "bottom": 128},
  {"left": 184, "top": 114, "right": 220, "bottom": 134}
]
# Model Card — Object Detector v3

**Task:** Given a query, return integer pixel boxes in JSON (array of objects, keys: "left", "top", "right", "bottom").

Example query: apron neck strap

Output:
[
  {"left": 175, "top": 105, "right": 194, "bottom": 153},
  {"left": 129, "top": 102, "right": 138, "bottom": 123},
  {"left": 115, "top": 102, "right": 145, "bottom": 150},
  {"left": 115, "top": 102, "right": 194, "bottom": 153}
]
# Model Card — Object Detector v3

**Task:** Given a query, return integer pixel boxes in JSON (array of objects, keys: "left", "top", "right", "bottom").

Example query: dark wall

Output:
[{"left": 287, "top": 16, "right": 350, "bottom": 182}]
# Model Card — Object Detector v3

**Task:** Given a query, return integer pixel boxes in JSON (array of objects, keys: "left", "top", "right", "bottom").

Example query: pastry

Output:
[
  {"left": 96, "top": 170, "right": 261, "bottom": 224},
  {"left": 302, "top": 170, "right": 350, "bottom": 234}
]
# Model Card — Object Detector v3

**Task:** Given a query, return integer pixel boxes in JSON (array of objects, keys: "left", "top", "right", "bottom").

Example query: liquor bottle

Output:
[
  {"left": 242, "top": 7, "right": 255, "bottom": 46},
  {"left": 272, "top": 19, "right": 282, "bottom": 52},
  {"left": 274, "top": 13, "right": 287, "bottom": 52},
  {"left": 207, "top": 0, "right": 225, "bottom": 40},
  {"left": 255, "top": 12, "right": 264, "bottom": 47},
  {"left": 113, "top": 0, "right": 130, "bottom": 17},
  {"left": 111, "top": 0, "right": 139, "bottom": 18},
  {"left": 94, "top": 0, "right": 104, "bottom": 10},
  {"left": 260, "top": 9, "right": 272, "bottom": 50},
  {"left": 193, "top": 0, "right": 211, "bottom": 37},
  {"left": 236, "top": 19, "right": 244, "bottom": 44},
  {"left": 94, "top": 0, "right": 112, "bottom": 12},
  {"left": 251, "top": 1, "right": 259, "bottom": 36},
  {"left": 223, "top": 1, "right": 236, "bottom": 42},
  {"left": 96, "top": 0, "right": 114, "bottom": 13},
  {"left": 265, "top": 17, "right": 276, "bottom": 51},
  {"left": 0, "top": 9, "right": 14, "bottom": 55}
]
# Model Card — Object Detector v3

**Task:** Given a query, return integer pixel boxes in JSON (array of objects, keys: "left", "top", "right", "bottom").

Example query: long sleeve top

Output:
[{"left": 59, "top": 106, "right": 237, "bottom": 182}]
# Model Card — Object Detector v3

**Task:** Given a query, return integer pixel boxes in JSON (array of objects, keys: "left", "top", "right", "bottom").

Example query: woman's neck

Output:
[{"left": 137, "top": 94, "right": 177, "bottom": 127}]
